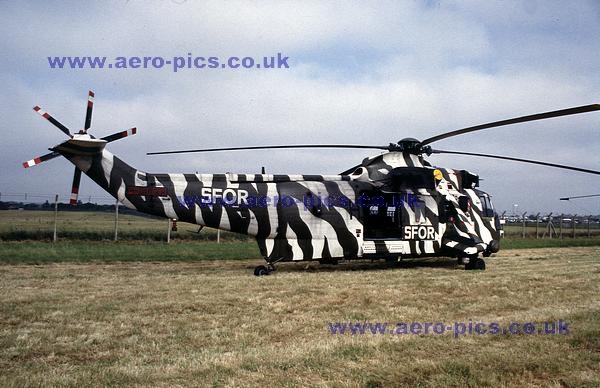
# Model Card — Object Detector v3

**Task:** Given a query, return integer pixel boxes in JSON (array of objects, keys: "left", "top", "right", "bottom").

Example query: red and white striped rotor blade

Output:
[
  {"left": 22, "top": 151, "right": 61, "bottom": 168},
  {"left": 101, "top": 127, "right": 137, "bottom": 143},
  {"left": 70, "top": 168, "right": 82, "bottom": 205},
  {"left": 33, "top": 106, "right": 72, "bottom": 137},
  {"left": 84, "top": 90, "right": 94, "bottom": 133}
]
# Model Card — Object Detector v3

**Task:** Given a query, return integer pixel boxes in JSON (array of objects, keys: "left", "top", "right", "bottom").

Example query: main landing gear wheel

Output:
[
  {"left": 254, "top": 265, "right": 269, "bottom": 276},
  {"left": 254, "top": 264, "right": 276, "bottom": 276},
  {"left": 474, "top": 258, "right": 486, "bottom": 270}
]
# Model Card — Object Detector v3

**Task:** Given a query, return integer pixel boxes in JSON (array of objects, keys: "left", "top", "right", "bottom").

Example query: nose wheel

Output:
[{"left": 464, "top": 256, "right": 486, "bottom": 270}]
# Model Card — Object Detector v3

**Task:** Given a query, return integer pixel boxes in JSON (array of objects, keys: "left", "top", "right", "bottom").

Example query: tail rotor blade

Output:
[
  {"left": 33, "top": 106, "right": 72, "bottom": 137},
  {"left": 70, "top": 168, "right": 82, "bottom": 205},
  {"left": 22, "top": 151, "right": 61, "bottom": 168},
  {"left": 101, "top": 127, "right": 137, "bottom": 143},
  {"left": 84, "top": 90, "right": 94, "bottom": 132}
]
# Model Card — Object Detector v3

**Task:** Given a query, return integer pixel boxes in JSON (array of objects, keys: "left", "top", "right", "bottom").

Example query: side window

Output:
[{"left": 479, "top": 195, "right": 494, "bottom": 217}]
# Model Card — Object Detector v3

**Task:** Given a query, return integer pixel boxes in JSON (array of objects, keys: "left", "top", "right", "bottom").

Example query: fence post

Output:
[
  {"left": 166, "top": 218, "right": 171, "bottom": 244},
  {"left": 114, "top": 198, "right": 119, "bottom": 241},
  {"left": 535, "top": 213, "right": 540, "bottom": 239},
  {"left": 521, "top": 212, "right": 528, "bottom": 238},
  {"left": 572, "top": 214, "right": 577, "bottom": 238},
  {"left": 559, "top": 214, "right": 563, "bottom": 239},
  {"left": 588, "top": 216, "right": 591, "bottom": 238},
  {"left": 52, "top": 194, "right": 59, "bottom": 242}
]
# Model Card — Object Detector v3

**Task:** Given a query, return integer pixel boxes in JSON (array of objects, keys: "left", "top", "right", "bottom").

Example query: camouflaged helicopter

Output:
[{"left": 23, "top": 91, "right": 600, "bottom": 275}]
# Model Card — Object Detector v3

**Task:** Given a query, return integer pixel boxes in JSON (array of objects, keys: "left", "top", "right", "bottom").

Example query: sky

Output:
[{"left": 1, "top": 0, "right": 600, "bottom": 215}]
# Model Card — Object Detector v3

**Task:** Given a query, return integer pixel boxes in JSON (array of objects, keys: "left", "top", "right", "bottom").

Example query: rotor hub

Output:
[{"left": 390, "top": 138, "right": 431, "bottom": 155}]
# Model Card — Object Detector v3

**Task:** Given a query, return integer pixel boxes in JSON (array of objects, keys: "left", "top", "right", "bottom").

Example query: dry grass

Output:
[{"left": 1, "top": 247, "right": 599, "bottom": 387}]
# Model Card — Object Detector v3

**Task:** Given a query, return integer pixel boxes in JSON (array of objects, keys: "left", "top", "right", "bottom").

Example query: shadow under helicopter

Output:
[{"left": 248, "top": 258, "right": 463, "bottom": 275}]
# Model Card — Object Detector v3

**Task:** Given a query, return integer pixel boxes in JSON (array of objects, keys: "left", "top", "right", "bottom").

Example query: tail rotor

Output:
[{"left": 23, "top": 90, "right": 137, "bottom": 205}]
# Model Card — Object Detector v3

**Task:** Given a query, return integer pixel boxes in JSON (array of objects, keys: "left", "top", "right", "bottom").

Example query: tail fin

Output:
[{"left": 71, "top": 147, "right": 142, "bottom": 209}]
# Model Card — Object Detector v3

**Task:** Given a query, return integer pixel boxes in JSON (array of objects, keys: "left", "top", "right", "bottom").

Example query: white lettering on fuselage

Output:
[
  {"left": 200, "top": 187, "right": 249, "bottom": 205},
  {"left": 403, "top": 225, "right": 436, "bottom": 240}
]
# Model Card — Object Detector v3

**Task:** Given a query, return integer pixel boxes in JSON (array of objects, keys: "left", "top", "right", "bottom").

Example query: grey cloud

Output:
[{"left": 1, "top": 1, "right": 599, "bottom": 213}]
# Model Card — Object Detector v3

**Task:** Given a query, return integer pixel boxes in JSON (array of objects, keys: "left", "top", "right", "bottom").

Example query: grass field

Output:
[
  {"left": 0, "top": 210, "right": 245, "bottom": 241},
  {"left": 1, "top": 247, "right": 599, "bottom": 386},
  {"left": 2, "top": 238, "right": 600, "bottom": 265},
  {"left": 1, "top": 210, "right": 600, "bottom": 386},
  {"left": 0, "top": 241, "right": 260, "bottom": 264},
  {"left": 502, "top": 223, "right": 600, "bottom": 238}
]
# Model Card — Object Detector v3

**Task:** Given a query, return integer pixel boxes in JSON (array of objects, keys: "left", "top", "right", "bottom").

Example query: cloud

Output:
[{"left": 1, "top": 0, "right": 599, "bottom": 213}]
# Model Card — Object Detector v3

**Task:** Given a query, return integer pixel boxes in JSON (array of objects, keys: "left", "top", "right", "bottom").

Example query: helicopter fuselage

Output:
[{"left": 74, "top": 147, "right": 502, "bottom": 265}]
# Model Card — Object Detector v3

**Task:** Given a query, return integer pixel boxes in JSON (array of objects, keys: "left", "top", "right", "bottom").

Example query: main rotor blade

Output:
[
  {"left": 33, "top": 106, "right": 73, "bottom": 137},
  {"left": 421, "top": 104, "right": 600, "bottom": 146},
  {"left": 84, "top": 90, "right": 94, "bottom": 132},
  {"left": 147, "top": 144, "right": 389, "bottom": 155},
  {"left": 559, "top": 194, "right": 600, "bottom": 200},
  {"left": 101, "top": 127, "right": 137, "bottom": 143},
  {"left": 431, "top": 149, "right": 600, "bottom": 175},
  {"left": 70, "top": 168, "right": 82, "bottom": 205},
  {"left": 22, "top": 151, "right": 61, "bottom": 168}
]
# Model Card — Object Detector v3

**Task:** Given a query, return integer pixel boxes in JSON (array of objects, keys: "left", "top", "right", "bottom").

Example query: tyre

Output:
[
  {"left": 254, "top": 265, "right": 269, "bottom": 276},
  {"left": 473, "top": 258, "right": 486, "bottom": 270}
]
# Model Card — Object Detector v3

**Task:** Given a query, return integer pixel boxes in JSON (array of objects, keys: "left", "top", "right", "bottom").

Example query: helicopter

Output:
[{"left": 23, "top": 91, "right": 600, "bottom": 275}]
